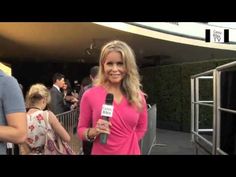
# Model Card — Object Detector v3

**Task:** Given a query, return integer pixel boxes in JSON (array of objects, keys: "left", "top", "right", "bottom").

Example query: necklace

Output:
[{"left": 29, "top": 106, "right": 42, "bottom": 110}]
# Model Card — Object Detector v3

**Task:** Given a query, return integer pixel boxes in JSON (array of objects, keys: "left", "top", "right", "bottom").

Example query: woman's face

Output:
[
  {"left": 103, "top": 51, "right": 126, "bottom": 85},
  {"left": 62, "top": 83, "right": 68, "bottom": 90}
]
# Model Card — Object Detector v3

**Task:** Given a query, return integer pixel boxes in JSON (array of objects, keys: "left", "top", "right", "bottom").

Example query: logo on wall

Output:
[{"left": 205, "top": 29, "right": 229, "bottom": 43}]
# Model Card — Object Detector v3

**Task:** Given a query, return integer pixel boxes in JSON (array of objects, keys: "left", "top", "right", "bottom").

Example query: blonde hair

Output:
[
  {"left": 25, "top": 83, "right": 51, "bottom": 108},
  {"left": 95, "top": 40, "right": 145, "bottom": 109}
]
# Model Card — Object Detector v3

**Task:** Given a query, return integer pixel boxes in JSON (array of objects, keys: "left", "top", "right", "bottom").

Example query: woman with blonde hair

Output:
[
  {"left": 78, "top": 40, "right": 147, "bottom": 155},
  {"left": 22, "top": 83, "right": 70, "bottom": 154}
]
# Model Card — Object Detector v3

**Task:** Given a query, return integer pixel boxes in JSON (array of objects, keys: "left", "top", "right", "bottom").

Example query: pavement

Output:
[{"left": 149, "top": 129, "right": 210, "bottom": 155}]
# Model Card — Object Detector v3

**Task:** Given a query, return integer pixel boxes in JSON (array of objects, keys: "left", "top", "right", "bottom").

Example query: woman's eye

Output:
[
  {"left": 106, "top": 62, "right": 113, "bottom": 66},
  {"left": 117, "top": 62, "right": 123, "bottom": 66}
]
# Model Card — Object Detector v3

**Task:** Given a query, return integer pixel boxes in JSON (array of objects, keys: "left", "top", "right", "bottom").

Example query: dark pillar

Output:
[{"left": 220, "top": 71, "right": 236, "bottom": 154}]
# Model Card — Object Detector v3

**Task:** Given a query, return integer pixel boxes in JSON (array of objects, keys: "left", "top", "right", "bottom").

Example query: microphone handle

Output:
[{"left": 100, "top": 117, "right": 109, "bottom": 144}]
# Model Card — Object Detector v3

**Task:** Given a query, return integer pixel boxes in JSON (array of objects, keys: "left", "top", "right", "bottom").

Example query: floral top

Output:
[{"left": 26, "top": 110, "right": 49, "bottom": 149}]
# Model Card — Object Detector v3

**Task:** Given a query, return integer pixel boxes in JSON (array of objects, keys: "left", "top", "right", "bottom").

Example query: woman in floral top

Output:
[{"left": 23, "top": 83, "right": 70, "bottom": 154}]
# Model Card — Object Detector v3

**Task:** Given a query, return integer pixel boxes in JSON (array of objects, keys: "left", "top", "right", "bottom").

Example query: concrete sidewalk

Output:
[{"left": 149, "top": 129, "right": 209, "bottom": 155}]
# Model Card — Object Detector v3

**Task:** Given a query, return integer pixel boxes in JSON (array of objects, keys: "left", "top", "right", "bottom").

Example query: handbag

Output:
[{"left": 44, "top": 111, "right": 76, "bottom": 155}]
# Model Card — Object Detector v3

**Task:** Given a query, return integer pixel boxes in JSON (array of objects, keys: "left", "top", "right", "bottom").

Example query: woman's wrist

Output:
[{"left": 85, "top": 128, "right": 96, "bottom": 142}]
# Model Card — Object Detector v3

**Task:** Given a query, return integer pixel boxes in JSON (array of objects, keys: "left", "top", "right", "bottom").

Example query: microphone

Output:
[{"left": 100, "top": 93, "right": 114, "bottom": 144}]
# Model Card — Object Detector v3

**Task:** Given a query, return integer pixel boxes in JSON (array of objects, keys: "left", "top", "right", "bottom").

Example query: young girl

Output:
[{"left": 22, "top": 83, "right": 70, "bottom": 155}]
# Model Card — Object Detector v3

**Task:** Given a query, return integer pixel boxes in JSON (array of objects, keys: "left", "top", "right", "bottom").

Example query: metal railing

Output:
[
  {"left": 56, "top": 108, "right": 82, "bottom": 154},
  {"left": 191, "top": 71, "right": 215, "bottom": 154},
  {"left": 214, "top": 61, "right": 236, "bottom": 155},
  {"left": 191, "top": 61, "right": 236, "bottom": 155},
  {"left": 140, "top": 104, "right": 166, "bottom": 155}
]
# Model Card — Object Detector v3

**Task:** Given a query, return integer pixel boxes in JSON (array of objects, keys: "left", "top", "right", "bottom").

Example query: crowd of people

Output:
[{"left": 0, "top": 40, "right": 148, "bottom": 155}]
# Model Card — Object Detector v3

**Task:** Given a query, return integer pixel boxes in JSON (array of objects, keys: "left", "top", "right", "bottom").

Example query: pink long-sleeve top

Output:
[{"left": 77, "top": 86, "right": 148, "bottom": 155}]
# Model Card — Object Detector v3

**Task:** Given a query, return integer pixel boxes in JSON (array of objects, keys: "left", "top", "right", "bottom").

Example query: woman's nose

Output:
[{"left": 112, "top": 64, "right": 118, "bottom": 70}]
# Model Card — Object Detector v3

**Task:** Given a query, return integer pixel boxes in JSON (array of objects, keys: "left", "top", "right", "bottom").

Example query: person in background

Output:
[
  {"left": 77, "top": 66, "right": 99, "bottom": 108},
  {"left": 77, "top": 65, "right": 99, "bottom": 155},
  {"left": 73, "top": 80, "right": 80, "bottom": 96},
  {"left": 22, "top": 83, "right": 70, "bottom": 155},
  {"left": 77, "top": 76, "right": 91, "bottom": 100},
  {"left": 0, "top": 69, "right": 27, "bottom": 155},
  {"left": 49, "top": 73, "right": 66, "bottom": 115},
  {"left": 77, "top": 40, "right": 148, "bottom": 155},
  {"left": 62, "top": 79, "right": 78, "bottom": 110}
]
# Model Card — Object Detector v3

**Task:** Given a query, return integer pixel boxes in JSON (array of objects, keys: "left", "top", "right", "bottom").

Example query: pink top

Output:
[{"left": 77, "top": 86, "right": 147, "bottom": 155}]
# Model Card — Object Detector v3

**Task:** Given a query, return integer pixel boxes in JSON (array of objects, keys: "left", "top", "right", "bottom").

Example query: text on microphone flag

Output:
[{"left": 101, "top": 104, "right": 114, "bottom": 117}]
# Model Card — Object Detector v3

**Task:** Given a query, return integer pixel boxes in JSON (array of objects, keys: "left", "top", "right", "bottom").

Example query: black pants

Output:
[{"left": 82, "top": 141, "right": 93, "bottom": 155}]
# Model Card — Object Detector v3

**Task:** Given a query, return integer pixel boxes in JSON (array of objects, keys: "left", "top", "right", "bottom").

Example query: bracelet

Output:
[{"left": 85, "top": 128, "right": 96, "bottom": 142}]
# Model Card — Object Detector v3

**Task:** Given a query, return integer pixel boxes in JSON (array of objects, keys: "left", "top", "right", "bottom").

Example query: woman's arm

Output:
[
  {"left": 48, "top": 111, "right": 71, "bottom": 142},
  {"left": 135, "top": 94, "right": 148, "bottom": 141},
  {"left": 77, "top": 91, "right": 93, "bottom": 140}
]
